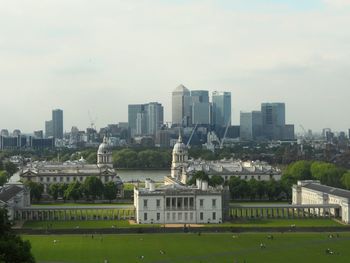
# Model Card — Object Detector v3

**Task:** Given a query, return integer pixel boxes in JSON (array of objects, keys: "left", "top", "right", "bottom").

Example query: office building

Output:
[
  {"left": 261, "top": 103, "right": 285, "bottom": 140},
  {"left": 45, "top": 120, "right": 53, "bottom": 138},
  {"left": 0, "top": 129, "right": 9, "bottom": 137},
  {"left": 52, "top": 109, "right": 63, "bottom": 139},
  {"left": 240, "top": 111, "right": 262, "bottom": 141},
  {"left": 128, "top": 102, "right": 164, "bottom": 137},
  {"left": 212, "top": 91, "right": 231, "bottom": 127},
  {"left": 191, "top": 90, "right": 210, "bottom": 125},
  {"left": 172, "top": 85, "right": 191, "bottom": 127}
]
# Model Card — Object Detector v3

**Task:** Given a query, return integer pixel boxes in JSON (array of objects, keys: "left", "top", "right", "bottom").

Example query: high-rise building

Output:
[
  {"left": 240, "top": 111, "right": 262, "bottom": 141},
  {"left": 212, "top": 91, "right": 231, "bottom": 127},
  {"left": 45, "top": 120, "right": 53, "bottom": 138},
  {"left": 0, "top": 129, "right": 9, "bottom": 137},
  {"left": 145, "top": 102, "right": 164, "bottom": 135},
  {"left": 52, "top": 109, "right": 63, "bottom": 139},
  {"left": 128, "top": 104, "right": 145, "bottom": 137},
  {"left": 261, "top": 103, "right": 285, "bottom": 140},
  {"left": 191, "top": 90, "right": 210, "bottom": 125},
  {"left": 172, "top": 85, "right": 191, "bottom": 127},
  {"left": 128, "top": 102, "right": 164, "bottom": 137}
]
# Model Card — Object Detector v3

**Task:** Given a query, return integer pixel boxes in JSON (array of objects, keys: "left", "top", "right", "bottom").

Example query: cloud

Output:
[{"left": 0, "top": 0, "right": 350, "bottom": 132}]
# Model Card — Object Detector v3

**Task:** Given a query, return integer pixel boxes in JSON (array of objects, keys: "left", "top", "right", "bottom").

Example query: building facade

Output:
[
  {"left": 240, "top": 111, "right": 262, "bottom": 141},
  {"left": 293, "top": 180, "right": 350, "bottom": 224},
  {"left": 19, "top": 137, "right": 123, "bottom": 197},
  {"left": 172, "top": 85, "right": 192, "bottom": 127},
  {"left": 0, "top": 183, "right": 30, "bottom": 220},
  {"left": 52, "top": 109, "right": 63, "bottom": 139},
  {"left": 134, "top": 133, "right": 227, "bottom": 224},
  {"left": 212, "top": 91, "right": 231, "bottom": 127}
]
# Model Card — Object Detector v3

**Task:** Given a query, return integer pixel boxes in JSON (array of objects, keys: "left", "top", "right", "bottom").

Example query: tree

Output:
[
  {"left": 0, "top": 208, "right": 35, "bottom": 263},
  {"left": 48, "top": 183, "right": 60, "bottom": 200},
  {"left": 209, "top": 175, "right": 224, "bottom": 187},
  {"left": 342, "top": 171, "right": 350, "bottom": 190},
  {"left": 4, "top": 162, "right": 17, "bottom": 180},
  {"left": 0, "top": 171, "right": 8, "bottom": 186},
  {"left": 26, "top": 182, "right": 44, "bottom": 201},
  {"left": 187, "top": 171, "right": 210, "bottom": 186},
  {"left": 104, "top": 181, "right": 117, "bottom": 203},
  {"left": 83, "top": 176, "right": 104, "bottom": 200},
  {"left": 64, "top": 181, "right": 82, "bottom": 202}
]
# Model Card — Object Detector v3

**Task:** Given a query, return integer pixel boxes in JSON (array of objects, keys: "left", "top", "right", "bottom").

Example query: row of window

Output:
[
  {"left": 143, "top": 198, "right": 217, "bottom": 209},
  {"left": 39, "top": 176, "right": 112, "bottom": 183},
  {"left": 142, "top": 212, "right": 217, "bottom": 222}
]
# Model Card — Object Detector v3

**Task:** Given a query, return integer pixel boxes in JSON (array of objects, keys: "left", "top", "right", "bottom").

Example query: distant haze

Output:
[{"left": 1, "top": 0, "right": 350, "bottom": 133}]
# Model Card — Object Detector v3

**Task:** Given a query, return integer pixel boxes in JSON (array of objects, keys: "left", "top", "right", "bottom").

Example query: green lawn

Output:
[
  {"left": 23, "top": 220, "right": 160, "bottom": 229},
  {"left": 24, "top": 233, "right": 350, "bottom": 263},
  {"left": 205, "top": 218, "right": 344, "bottom": 228}
]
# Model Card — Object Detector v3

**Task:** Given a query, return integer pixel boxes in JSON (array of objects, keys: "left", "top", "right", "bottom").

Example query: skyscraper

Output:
[
  {"left": 191, "top": 90, "right": 210, "bottom": 125},
  {"left": 261, "top": 103, "right": 294, "bottom": 140},
  {"left": 172, "top": 85, "right": 191, "bottom": 127},
  {"left": 128, "top": 102, "right": 164, "bottom": 137},
  {"left": 52, "top": 109, "right": 63, "bottom": 139},
  {"left": 45, "top": 120, "right": 53, "bottom": 138},
  {"left": 128, "top": 104, "right": 145, "bottom": 137},
  {"left": 240, "top": 111, "right": 262, "bottom": 141},
  {"left": 212, "top": 91, "right": 231, "bottom": 127}
]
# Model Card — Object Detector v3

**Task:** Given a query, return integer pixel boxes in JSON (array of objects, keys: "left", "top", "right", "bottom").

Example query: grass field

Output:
[
  {"left": 23, "top": 220, "right": 160, "bottom": 229},
  {"left": 24, "top": 233, "right": 350, "bottom": 263},
  {"left": 22, "top": 218, "right": 343, "bottom": 229},
  {"left": 205, "top": 218, "right": 344, "bottom": 228}
]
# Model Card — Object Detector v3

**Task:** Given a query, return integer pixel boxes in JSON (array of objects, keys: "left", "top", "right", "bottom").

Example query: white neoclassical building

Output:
[
  {"left": 19, "top": 137, "right": 123, "bottom": 196},
  {"left": 293, "top": 180, "right": 350, "bottom": 224},
  {"left": 134, "top": 134, "right": 227, "bottom": 224}
]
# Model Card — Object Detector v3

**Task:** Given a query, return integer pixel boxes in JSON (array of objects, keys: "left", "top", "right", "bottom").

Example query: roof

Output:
[
  {"left": 0, "top": 185, "right": 24, "bottom": 202},
  {"left": 303, "top": 183, "right": 350, "bottom": 200},
  {"left": 173, "top": 84, "right": 190, "bottom": 93}
]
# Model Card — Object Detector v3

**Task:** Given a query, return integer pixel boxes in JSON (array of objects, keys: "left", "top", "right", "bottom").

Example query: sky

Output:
[{"left": 1, "top": 0, "right": 350, "bottom": 133}]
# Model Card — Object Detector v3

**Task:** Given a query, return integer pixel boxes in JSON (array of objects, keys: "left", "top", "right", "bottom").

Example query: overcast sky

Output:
[{"left": 1, "top": 0, "right": 350, "bottom": 133}]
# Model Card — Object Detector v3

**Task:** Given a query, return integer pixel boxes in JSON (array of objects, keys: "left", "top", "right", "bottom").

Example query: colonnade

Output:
[
  {"left": 229, "top": 206, "right": 338, "bottom": 219},
  {"left": 15, "top": 209, "right": 135, "bottom": 221}
]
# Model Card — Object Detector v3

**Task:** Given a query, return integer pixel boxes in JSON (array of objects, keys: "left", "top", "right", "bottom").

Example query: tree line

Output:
[{"left": 26, "top": 176, "right": 119, "bottom": 203}]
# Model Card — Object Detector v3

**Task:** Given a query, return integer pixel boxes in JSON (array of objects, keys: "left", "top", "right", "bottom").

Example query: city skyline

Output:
[{"left": 1, "top": 1, "right": 350, "bottom": 132}]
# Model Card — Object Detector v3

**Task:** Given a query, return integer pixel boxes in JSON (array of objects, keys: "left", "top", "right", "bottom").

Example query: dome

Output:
[
  {"left": 173, "top": 134, "right": 187, "bottom": 153},
  {"left": 173, "top": 84, "right": 190, "bottom": 94},
  {"left": 98, "top": 137, "right": 110, "bottom": 154}
]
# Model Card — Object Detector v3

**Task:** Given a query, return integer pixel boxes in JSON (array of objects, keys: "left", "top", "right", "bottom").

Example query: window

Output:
[
  {"left": 73, "top": 177, "right": 76, "bottom": 181},
  {"left": 178, "top": 212, "right": 182, "bottom": 221},
  {"left": 156, "top": 199, "right": 161, "bottom": 208},
  {"left": 166, "top": 198, "right": 171, "bottom": 208},
  {"left": 66, "top": 177, "right": 70, "bottom": 182},
  {"left": 213, "top": 212, "right": 216, "bottom": 220},
  {"left": 172, "top": 213, "right": 176, "bottom": 221},
  {"left": 190, "top": 213, "right": 193, "bottom": 220},
  {"left": 144, "top": 213, "right": 147, "bottom": 221},
  {"left": 200, "top": 199, "right": 204, "bottom": 208},
  {"left": 189, "top": 198, "right": 194, "bottom": 208},
  {"left": 244, "top": 176, "right": 248, "bottom": 180},
  {"left": 80, "top": 177, "right": 83, "bottom": 182},
  {"left": 200, "top": 212, "right": 203, "bottom": 220},
  {"left": 184, "top": 198, "right": 188, "bottom": 208},
  {"left": 258, "top": 175, "right": 261, "bottom": 181},
  {"left": 46, "top": 177, "right": 50, "bottom": 182},
  {"left": 166, "top": 213, "right": 170, "bottom": 221},
  {"left": 212, "top": 199, "right": 216, "bottom": 208},
  {"left": 53, "top": 177, "right": 57, "bottom": 182},
  {"left": 157, "top": 213, "right": 160, "bottom": 221},
  {"left": 171, "top": 198, "right": 176, "bottom": 208},
  {"left": 184, "top": 212, "right": 188, "bottom": 221},
  {"left": 40, "top": 177, "right": 43, "bottom": 182},
  {"left": 177, "top": 198, "right": 183, "bottom": 209},
  {"left": 60, "top": 177, "right": 63, "bottom": 182},
  {"left": 143, "top": 199, "right": 148, "bottom": 208}
]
